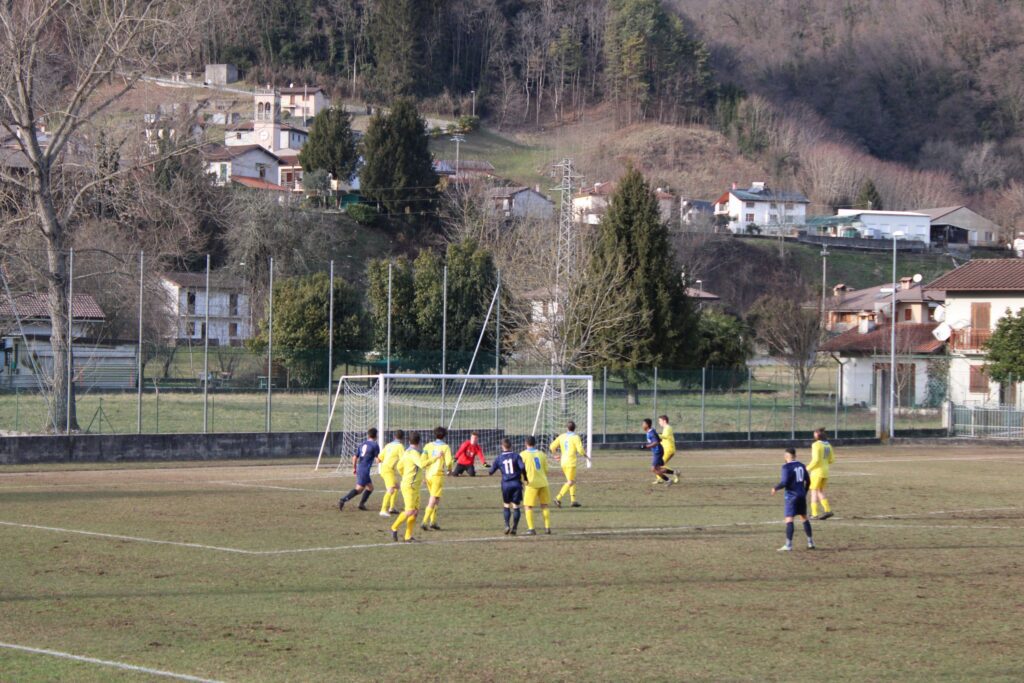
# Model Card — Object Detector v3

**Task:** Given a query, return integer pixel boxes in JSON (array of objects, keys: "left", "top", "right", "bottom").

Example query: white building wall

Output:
[
  {"left": 225, "top": 130, "right": 256, "bottom": 146},
  {"left": 944, "top": 293, "right": 1024, "bottom": 405},
  {"left": 159, "top": 280, "right": 252, "bottom": 343},
  {"left": 836, "top": 210, "right": 931, "bottom": 241},
  {"left": 726, "top": 195, "right": 807, "bottom": 233},
  {"left": 511, "top": 190, "right": 554, "bottom": 219},
  {"left": 839, "top": 356, "right": 932, "bottom": 406}
]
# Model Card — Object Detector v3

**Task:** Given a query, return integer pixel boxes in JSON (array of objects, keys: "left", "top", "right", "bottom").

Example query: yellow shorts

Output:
[
  {"left": 426, "top": 476, "right": 444, "bottom": 498},
  {"left": 400, "top": 486, "right": 420, "bottom": 511},
  {"left": 381, "top": 472, "right": 398, "bottom": 490},
  {"left": 663, "top": 450, "right": 676, "bottom": 464},
  {"left": 524, "top": 486, "right": 550, "bottom": 507},
  {"left": 809, "top": 472, "right": 828, "bottom": 491},
  {"left": 562, "top": 465, "right": 577, "bottom": 482}
]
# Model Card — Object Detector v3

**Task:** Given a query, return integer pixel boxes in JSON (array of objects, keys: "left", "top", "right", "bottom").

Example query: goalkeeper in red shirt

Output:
[{"left": 452, "top": 431, "right": 488, "bottom": 476}]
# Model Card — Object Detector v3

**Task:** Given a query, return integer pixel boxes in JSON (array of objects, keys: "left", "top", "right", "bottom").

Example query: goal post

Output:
[{"left": 315, "top": 373, "right": 594, "bottom": 471}]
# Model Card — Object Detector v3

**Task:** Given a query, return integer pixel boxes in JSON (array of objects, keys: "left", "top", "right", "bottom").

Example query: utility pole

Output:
[
  {"left": 451, "top": 133, "right": 465, "bottom": 179},
  {"left": 820, "top": 246, "right": 830, "bottom": 324}
]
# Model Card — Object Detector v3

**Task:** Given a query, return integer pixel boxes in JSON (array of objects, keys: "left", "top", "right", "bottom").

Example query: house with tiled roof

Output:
[
  {"left": 820, "top": 275, "right": 947, "bottom": 407},
  {"left": 0, "top": 293, "right": 137, "bottom": 390},
  {"left": 926, "top": 259, "right": 1024, "bottom": 406},
  {"left": 202, "top": 144, "right": 286, "bottom": 192},
  {"left": 572, "top": 182, "right": 615, "bottom": 225},
  {"left": 713, "top": 182, "right": 810, "bottom": 235},
  {"left": 278, "top": 85, "right": 330, "bottom": 123},
  {"left": 486, "top": 185, "right": 554, "bottom": 220}
]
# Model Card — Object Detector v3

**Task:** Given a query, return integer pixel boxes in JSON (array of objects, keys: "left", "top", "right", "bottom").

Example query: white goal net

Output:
[{"left": 315, "top": 373, "right": 593, "bottom": 471}]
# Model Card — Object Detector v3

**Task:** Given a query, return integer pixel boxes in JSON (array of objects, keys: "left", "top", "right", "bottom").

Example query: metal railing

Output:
[
  {"left": 950, "top": 329, "right": 992, "bottom": 352},
  {"left": 952, "top": 404, "right": 1024, "bottom": 439}
]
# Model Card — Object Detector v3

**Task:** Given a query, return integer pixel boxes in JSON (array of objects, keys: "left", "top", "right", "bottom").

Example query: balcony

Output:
[{"left": 951, "top": 328, "right": 992, "bottom": 352}]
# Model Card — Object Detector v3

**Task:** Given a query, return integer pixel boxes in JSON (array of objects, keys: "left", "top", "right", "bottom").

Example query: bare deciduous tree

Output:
[
  {"left": 0, "top": 0, "right": 198, "bottom": 431},
  {"left": 749, "top": 293, "right": 823, "bottom": 406}
]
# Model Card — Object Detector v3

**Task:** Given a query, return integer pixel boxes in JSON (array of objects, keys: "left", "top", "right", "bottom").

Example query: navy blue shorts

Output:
[
  {"left": 501, "top": 484, "right": 523, "bottom": 505},
  {"left": 356, "top": 466, "right": 373, "bottom": 487},
  {"left": 784, "top": 495, "right": 807, "bottom": 518},
  {"left": 651, "top": 452, "right": 665, "bottom": 468}
]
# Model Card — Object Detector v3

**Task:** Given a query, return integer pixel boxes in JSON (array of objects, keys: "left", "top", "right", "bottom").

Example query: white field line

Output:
[
  {"left": 1, "top": 505, "right": 1019, "bottom": 557},
  {"left": 830, "top": 522, "right": 1019, "bottom": 531},
  {"left": 0, "top": 641, "right": 224, "bottom": 682}
]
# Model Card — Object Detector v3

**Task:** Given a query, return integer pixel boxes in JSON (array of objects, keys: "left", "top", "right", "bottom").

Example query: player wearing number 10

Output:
[
  {"left": 489, "top": 438, "right": 526, "bottom": 535},
  {"left": 522, "top": 436, "right": 552, "bottom": 535},
  {"left": 552, "top": 421, "right": 585, "bottom": 508},
  {"left": 770, "top": 447, "right": 814, "bottom": 551}
]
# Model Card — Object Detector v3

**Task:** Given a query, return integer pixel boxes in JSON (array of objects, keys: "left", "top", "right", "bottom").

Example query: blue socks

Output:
[{"left": 785, "top": 521, "right": 794, "bottom": 542}]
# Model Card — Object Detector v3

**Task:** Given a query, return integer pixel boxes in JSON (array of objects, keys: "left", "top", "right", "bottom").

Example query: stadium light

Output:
[{"left": 889, "top": 231, "right": 904, "bottom": 440}]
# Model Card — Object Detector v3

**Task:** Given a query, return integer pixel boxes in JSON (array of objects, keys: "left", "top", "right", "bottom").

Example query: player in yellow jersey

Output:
[
  {"left": 421, "top": 426, "right": 453, "bottom": 531},
  {"left": 522, "top": 436, "right": 552, "bottom": 535},
  {"left": 552, "top": 420, "right": 587, "bottom": 508},
  {"left": 655, "top": 415, "right": 680, "bottom": 484},
  {"left": 390, "top": 432, "right": 428, "bottom": 542},
  {"left": 377, "top": 429, "right": 405, "bottom": 517},
  {"left": 807, "top": 428, "right": 836, "bottom": 520}
]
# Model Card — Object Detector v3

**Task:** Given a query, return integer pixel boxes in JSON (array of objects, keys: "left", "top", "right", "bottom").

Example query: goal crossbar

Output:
[{"left": 315, "top": 373, "right": 594, "bottom": 471}]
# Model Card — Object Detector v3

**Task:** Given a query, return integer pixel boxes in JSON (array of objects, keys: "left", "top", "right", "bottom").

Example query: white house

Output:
[
  {"left": 918, "top": 206, "right": 1002, "bottom": 248},
  {"left": 0, "top": 293, "right": 137, "bottom": 390},
  {"left": 487, "top": 186, "right": 555, "bottom": 220},
  {"left": 221, "top": 88, "right": 311, "bottom": 194},
  {"left": 680, "top": 198, "right": 714, "bottom": 227},
  {"left": 159, "top": 272, "right": 252, "bottom": 346},
  {"left": 573, "top": 182, "right": 615, "bottom": 225},
  {"left": 279, "top": 85, "right": 330, "bottom": 123},
  {"left": 927, "top": 260, "right": 1024, "bottom": 407},
  {"left": 203, "top": 144, "right": 286, "bottom": 193},
  {"left": 713, "top": 182, "right": 809, "bottom": 234},
  {"left": 821, "top": 320, "right": 944, "bottom": 407}
]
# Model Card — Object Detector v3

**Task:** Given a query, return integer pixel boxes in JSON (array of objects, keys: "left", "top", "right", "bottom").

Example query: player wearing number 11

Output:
[{"left": 489, "top": 438, "right": 526, "bottom": 535}]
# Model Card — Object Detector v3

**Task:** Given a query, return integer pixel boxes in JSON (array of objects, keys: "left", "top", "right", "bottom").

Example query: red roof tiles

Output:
[
  {"left": 0, "top": 293, "right": 104, "bottom": 321},
  {"left": 926, "top": 259, "right": 1024, "bottom": 291},
  {"left": 821, "top": 323, "right": 944, "bottom": 354}
]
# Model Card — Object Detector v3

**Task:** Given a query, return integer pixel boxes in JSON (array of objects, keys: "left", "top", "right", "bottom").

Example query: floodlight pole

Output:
[
  {"left": 495, "top": 269, "right": 500, "bottom": 430},
  {"left": 386, "top": 262, "right": 392, "bottom": 374},
  {"left": 441, "top": 264, "right": 447, "bottom": 421},
  {"left": 203, "top": 254, "right": 210, "bottom": 433}
]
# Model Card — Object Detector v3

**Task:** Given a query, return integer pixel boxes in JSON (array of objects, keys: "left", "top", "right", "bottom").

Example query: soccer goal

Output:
[{"left": 315, "top": 373, "right": 593, "bottom": 471}]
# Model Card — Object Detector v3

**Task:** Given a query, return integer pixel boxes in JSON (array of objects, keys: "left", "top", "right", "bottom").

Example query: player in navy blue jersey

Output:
[
  {"left": 489, "top": 438, "right": 526, "bottom": 535},
  {"left": 770, "top": 447, "right": 815, "bottom": 551},
  {"left": 339, "top": 428, "right": 380, "bottom": 511},
  {"left": 640, "top": 418, "right": 675, "bottom": 485}
]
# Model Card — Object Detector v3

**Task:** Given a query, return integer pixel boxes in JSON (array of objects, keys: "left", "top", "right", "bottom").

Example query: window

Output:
[
  {"left": 769, "top": 202, "right": 777, "bottom": 208},
  {"left": 186, "top": 291, "right": 196, "bottom": 315},
  {"left": 971, "top": 302, "right": 991, "bottom": 330},
  {"left": 235, "top": 132, "right": 241, "bottom": 140},
  {"left": 904, "top": 308, "right": 913, "bottom": 321},
  {"left": 969, "top": 365, "right": 988, "bottom": 393},
  {"left": 785, "top": 202, "right": 795, "bottom": 209},
  {"left": 769, "top": 213, "right": 778, "bottom": 223},
  {"left": 229, "top": 322, "right": 239, "bottom": 338},
  {"left": 200, "top": 323, "right": 206, "bottom": 340},
  {"left": 218, "top": 163, "right": 228, "bottom": 181},
  {"left": 257, "top": 163, "right": 266, "bottom": 179},
  {"left": 185, "top": 321, "right": 195, "bottom": 336},
  {"left": 746, "top": 213, "right": 755, "bottom": 223},
  {"left": 229, "top": 293, "right": 239, "bottom": 316},
  {"left": 745, "top": 202, "right": 755, "bottom": 208}
]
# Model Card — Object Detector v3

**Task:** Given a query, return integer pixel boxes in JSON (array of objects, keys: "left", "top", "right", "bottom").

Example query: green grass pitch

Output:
[{"left": 1, "top": 446, "right": 1022, "bottom": 681}]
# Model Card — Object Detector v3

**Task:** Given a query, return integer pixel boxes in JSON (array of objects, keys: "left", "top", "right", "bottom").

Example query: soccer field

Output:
[{"left": 1, "top": 446, "right": 1022, "bottom": 682}]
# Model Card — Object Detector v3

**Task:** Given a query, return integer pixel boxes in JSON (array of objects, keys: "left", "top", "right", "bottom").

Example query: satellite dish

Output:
[
  {"left": 951, "top": 319, "right": 970, "bottom": 331},
  {"left": 932, "top": 322, "right": 952, "bottom": 342},
  {"left": 912, "top": 273, "right": 923, "bottom": 283},
  {"left": 933, "top": 305, "right": 946, "bottom": 322}
]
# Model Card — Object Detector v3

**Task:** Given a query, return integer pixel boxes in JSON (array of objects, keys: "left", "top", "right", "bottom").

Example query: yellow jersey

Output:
[
  {"left": 550, "top": 432, "right": 585, "bottom": 467},
  {"left": 422, "top": 440, "right": 453, "bottom": 479},
  {"left": 807, "top": 440, "right": 835, "bottom": 476},
  {"left": 661, "top": 425, "right": 676, "bottom": 457},
  {"left": 522, "top": 448, "right": 549, "bottom": 489},
  {"left": 378, "top": 441, "right": 404, "bottom": 477},
  {"left": 398, "top": 447, "right": 428, "bottom": 488}
]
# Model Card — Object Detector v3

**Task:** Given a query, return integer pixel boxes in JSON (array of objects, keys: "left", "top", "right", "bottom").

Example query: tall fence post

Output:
[
  {"left": 652, "top": 366, "right": 658, "bottom": 420},
  {"left": 602, "top": 366, "right": 608, "bottom": 443},
  {"left": 328, "top": 259, "right": 334, "bottom": 400},
  {"left": 137, "top": 250, "right": 144, "bottom": 434},
  {"left": 747, "top": 366, "right": 752, "bottom": 440},
  {"left": 386, "top": 262, "right": 392, "bottom": 374},
  {"left": 834, "top": 361, "right": 841, "bottom": 439},
  {"left": 203, "top": 254, "right": 210, "bottom": 434},
  {"left": 494, "top": 269, "right": 500, "bottom": 431},
  {"left": 791, "top": 370, "right": 796, "bottom": 440},
  {"left": 66, "top": 247, "right": 74, "bottom": 433},
  {"left": 441, "top": 264, "right": 447, "bottom": 423},
  {"left": 266, "top": 257, "right": 274, "bottom": 433},
  {"left": 700, "top": 366, "right": 706, "bottom": 442}
]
